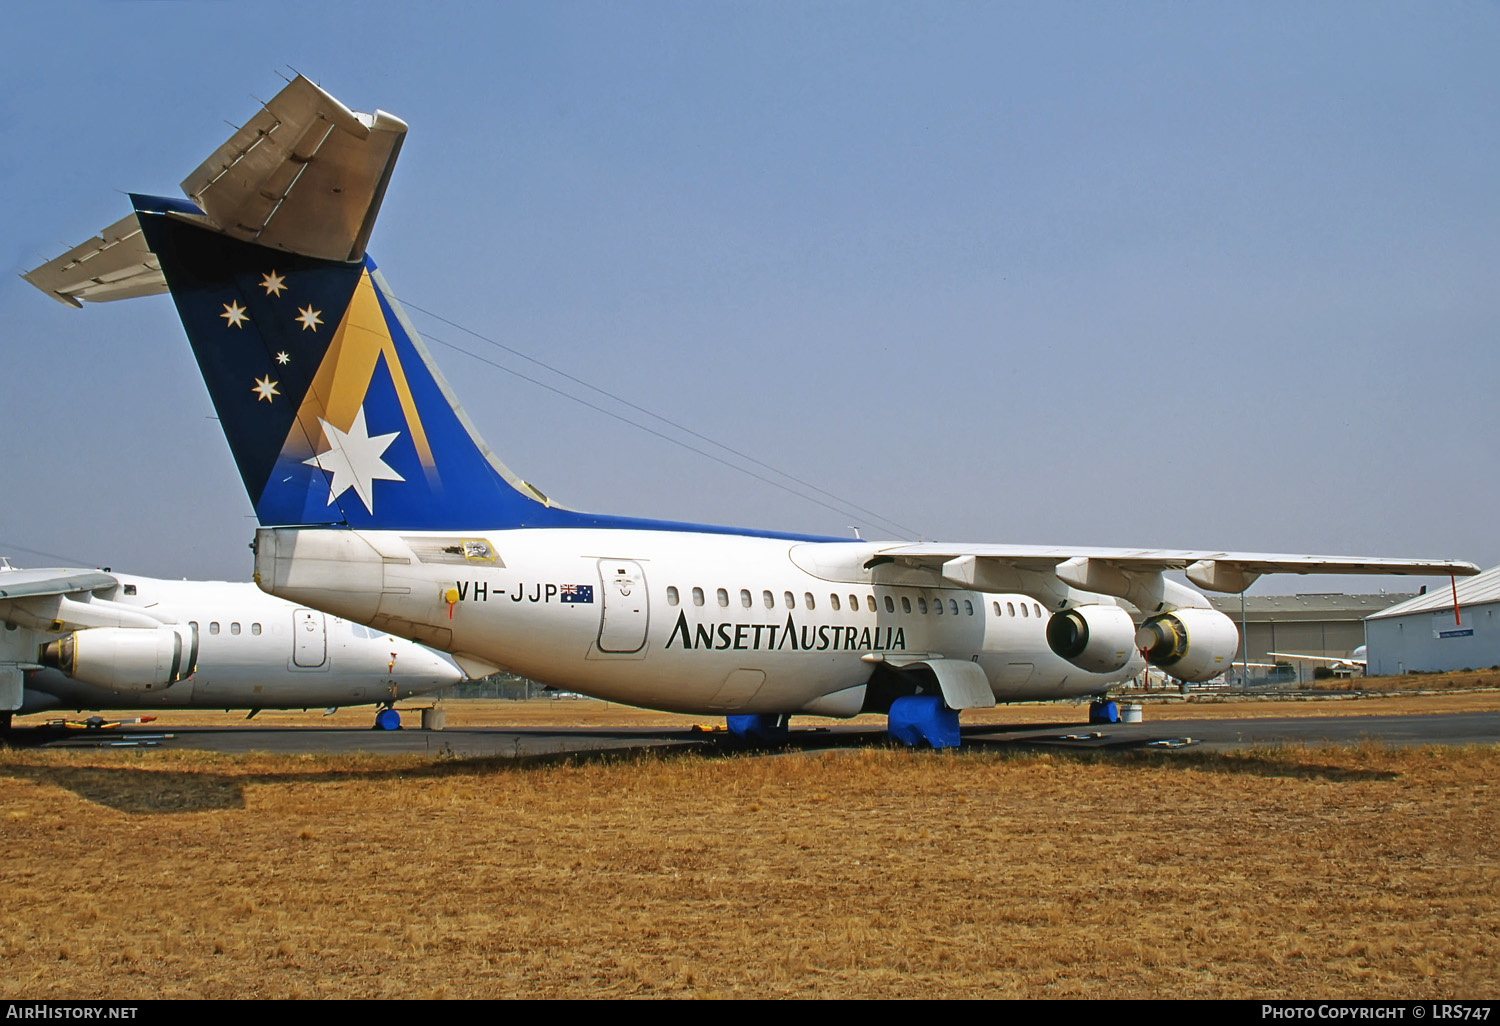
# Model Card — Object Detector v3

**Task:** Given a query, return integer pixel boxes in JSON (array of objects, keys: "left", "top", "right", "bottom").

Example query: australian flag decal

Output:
[{"left": 560, "top": 585, "right": 594, "bottom": 604}]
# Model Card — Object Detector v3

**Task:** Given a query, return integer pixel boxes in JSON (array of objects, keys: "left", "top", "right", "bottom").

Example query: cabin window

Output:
[
  {"left": 1034, "top": 603, "right": 1043, "bottom": 618},
  {"left": 763, "top": 590, "right": 775, "bottom": 609},
  {"left": 804, "top": 592, "right": 815, "bottom": 610},
  {"left": 209, "top": 622, "right": 220, "bottom": 635},
  {"left": 830, "top": 594, "right": 841, "bottom": 611},
  {"left": 866, "top": 595, "right": 877, "bottom": 612},
  {"left": 901, "top": 596, "right": 911, "bottom": 614},
  {"left": 251, "top": 623, "right": 262, "bottom": 636},
  {"left": 667, "top": 586, "right": 679, "bottom": 606},
  {"left": 1007, "top": 602, "right": 1015, "bottom": 616},
  {"left": 884, "top": 595, "right": 895, "bottom": 613},
  {"left": 717, "top": 588, "right": 729, "bottom": 608},
  {"left": 230, "top": 622, "right": 241, "bottom": 635},
  {"left": 847, "top": 594, "right": 858, "bottom": 611},
  {"left": 740, "top": 589, "right": 752, "bottom": 608},
  {"left": 918, "top": 598, "right": 928, "bottom": 614},
  {"left": 123, "top": 584, "right": 137, "bottom": 596},
  {"left": 949, "top": 600, "right": 960, "bottom": 616},
  {"left": 965, "top": 600, "right": 974, "bottom": 616},
  {"left": 1020, "top": 604, "right": 1028, "bottom": 617},
  {"left": 935, "top": 599, "right": 944, "bottom": 615},
  {"left": 993, "top": 601, "right": 1001, "bottom": 616},
  {"left": 785, "top": 591, "right": 795, "bottom": 609},
  {"left": 692, "top": 587, "right": 705, "bottom": 607}
]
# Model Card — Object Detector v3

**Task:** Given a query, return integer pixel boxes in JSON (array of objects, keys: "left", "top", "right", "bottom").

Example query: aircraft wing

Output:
[
  {"left": 0, "top": 568, "right": 117, "bottom": 600},
  {"left": 872, "top": 544, "right": 1480, "bottom": 595}
]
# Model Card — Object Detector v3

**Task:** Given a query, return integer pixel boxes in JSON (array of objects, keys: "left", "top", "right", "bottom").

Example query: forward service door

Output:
[
  {"left": 597, "top": 559, "right": 648, "bottom": 654},
  {"left": 292, "top": 608, "right": 328, "bottom": 668}
]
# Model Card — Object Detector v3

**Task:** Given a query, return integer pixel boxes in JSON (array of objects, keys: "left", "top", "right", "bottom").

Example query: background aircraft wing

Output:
[
  {"left": 0, "top": 568, "right": 117, "bottom": 600},
  {"left": 1268, "top": 652, "right": 1368, "bottom": 666},
  {"left": 873, "top": 544, "right": 1480, "bottom": 594}
]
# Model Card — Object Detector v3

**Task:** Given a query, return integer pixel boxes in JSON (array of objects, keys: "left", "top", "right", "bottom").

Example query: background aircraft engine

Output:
[
  {"left": 1045, "top": 605, "right": 1137, "bottom": 673},
  {"left": 40, "top": 625, "right": 197, "bottom": 693},
  {"left": 1135, "top": 609, "right": 1239, "bottom": 683}
]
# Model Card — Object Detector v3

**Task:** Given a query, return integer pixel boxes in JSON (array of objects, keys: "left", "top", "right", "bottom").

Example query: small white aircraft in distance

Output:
[
  {"left": 1267, "top": 646, "right": 1369, "bottom": 677},
  {"left": 23, "top": 75, "right": 1480, "bottom": 747},
  {"left": 0, "top": 564, "right": 464, "bottom": 731}
]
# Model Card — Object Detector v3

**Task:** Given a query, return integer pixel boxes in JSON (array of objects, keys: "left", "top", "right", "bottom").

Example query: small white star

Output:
[
  {"left": 304, "top": 406, "right": 405, "bottom": 514},
  {"left": 296, "top": 304, "right": 323, "bottom": 331},
  {"left": 221, "top": 300, "right": 249, "bottom": 328},
  {"left": 252, "top": 376, "right": 280, "bottom": 403},
  {"left": 275, "top": 351, "right": 291, "bottom": 365},
  {"left": 261, "top": 271, "right": 287, "bottom": 297}
]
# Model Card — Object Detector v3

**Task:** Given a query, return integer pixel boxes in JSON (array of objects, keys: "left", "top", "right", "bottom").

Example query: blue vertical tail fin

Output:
[{"left": 131, "top": 199, "right": 559, "bottom": 530}]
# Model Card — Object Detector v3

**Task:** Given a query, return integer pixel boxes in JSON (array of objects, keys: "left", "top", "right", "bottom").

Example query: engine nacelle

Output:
[
  {"left": 40, "top": 625, "right": 197, "bottom": 694},
  {"left": 1135, "top": 608, "right": 1239, "bottom": 683},
  {"left": 1045, "top": 604, "right": 1137, "bottom": 674}
]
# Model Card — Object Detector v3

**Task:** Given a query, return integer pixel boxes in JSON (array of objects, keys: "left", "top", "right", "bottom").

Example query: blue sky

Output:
[{"left": 2, "top": 2, "right": 1497, "bottom": 594}]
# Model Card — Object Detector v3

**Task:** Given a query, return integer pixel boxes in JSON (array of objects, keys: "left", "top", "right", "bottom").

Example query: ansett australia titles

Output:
[{"left": 665, "top": 612, "right": 906, "bottom": 652}]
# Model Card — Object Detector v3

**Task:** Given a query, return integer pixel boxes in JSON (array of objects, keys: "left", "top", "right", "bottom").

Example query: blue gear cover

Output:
[{"left": 887, "top": 695, "right": 960, "bottom": 748}]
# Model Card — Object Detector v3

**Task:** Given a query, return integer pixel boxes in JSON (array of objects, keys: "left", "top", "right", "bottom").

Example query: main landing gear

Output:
[{"left": 726, "top": 697, "right": 967, "bottom": 750}]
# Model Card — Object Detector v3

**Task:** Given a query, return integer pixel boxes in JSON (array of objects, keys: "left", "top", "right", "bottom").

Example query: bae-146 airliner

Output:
[
  {"left": 23, "top": 76, "right": 1478, "bottom": 746},
  {"left": 0, "top": 564, "right": 463, "bottom": 731}
]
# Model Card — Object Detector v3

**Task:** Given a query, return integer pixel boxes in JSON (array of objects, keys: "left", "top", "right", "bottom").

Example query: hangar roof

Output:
[{"left": 1367, "top": 565, "right": 1500, "bottom": 620}]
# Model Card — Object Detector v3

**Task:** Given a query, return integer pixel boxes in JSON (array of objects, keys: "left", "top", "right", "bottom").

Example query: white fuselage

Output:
[
  {"left": 7, "top": 574, "right": 463, "bottom": 715},
  {"left": 255, "top": 528, "right": 1145, "bottom": 715}
]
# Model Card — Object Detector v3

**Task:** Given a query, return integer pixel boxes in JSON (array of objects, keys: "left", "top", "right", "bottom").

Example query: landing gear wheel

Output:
[{"left": 373, "top": 707, "right": 402, "bottom": 731}]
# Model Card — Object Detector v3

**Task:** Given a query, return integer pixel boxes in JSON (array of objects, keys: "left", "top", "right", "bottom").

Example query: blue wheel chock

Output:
[
  {"left": 1088, "top": 699, "right": 1120, "bottom": 725},
  {"left": 725, "top": 714, "right": 790, "bottom": 745},
  {"left": 887, "top": 695, "right": 961, "bottom": 749},
  {"left": 373, "top": 707, "right": 402, "bottom": 731}
]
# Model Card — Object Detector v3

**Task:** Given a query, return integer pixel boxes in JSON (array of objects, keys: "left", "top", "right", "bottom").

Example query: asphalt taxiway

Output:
[{"left": 6, "top": 710, "right": 1496, "bottom": 757}]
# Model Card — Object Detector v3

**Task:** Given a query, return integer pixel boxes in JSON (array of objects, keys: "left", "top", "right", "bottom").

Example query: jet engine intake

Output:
[
  {"left": 1045, "top": 604, "right": 1137, "bottom": 674},
  {"left": 1135, "top": 608, "right": 1239, "bottom": 683},
  {"left": 40, "top": 625, "right": 198, "bottom": 693}
]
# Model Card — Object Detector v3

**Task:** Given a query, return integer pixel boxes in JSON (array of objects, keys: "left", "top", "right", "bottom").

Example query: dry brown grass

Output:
[{"left": 1, "top": 738, "right": 1496, "bottom": 999}]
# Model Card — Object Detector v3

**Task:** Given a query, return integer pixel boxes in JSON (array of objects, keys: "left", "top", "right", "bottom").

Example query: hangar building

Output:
[{"left": 1365, "top": 566, "right": 1500, "bottom": 675}]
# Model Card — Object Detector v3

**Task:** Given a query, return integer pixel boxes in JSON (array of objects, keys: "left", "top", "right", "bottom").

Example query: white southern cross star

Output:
[
  {"left": 261, "top": 270, "right": 287, "bottom": 297},
  {"left": 275, "top": 351, "right": 291, "bottom": 365},
  {"left": 221, "top": 300, "right": 249, "bottom": 328},
  {"left": 296, "top": 304, "right": 323, "bottom": 331},
  {"left": 303, "top": 406, "right": 405, "bottom": 514},
  {"left": 251, "top": 375, "right": 280, "bottom": 402}
]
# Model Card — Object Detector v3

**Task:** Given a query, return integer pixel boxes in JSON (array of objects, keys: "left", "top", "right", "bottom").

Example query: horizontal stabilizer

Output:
[
  {"left": 21, "top": 213, "right": 166, "bottom": 307},
  {"left": 22, "top": 75, "right": 406, "bottom": 307},
  {"left": 182, "top": 75, "right": 407, "bottom": 262}
]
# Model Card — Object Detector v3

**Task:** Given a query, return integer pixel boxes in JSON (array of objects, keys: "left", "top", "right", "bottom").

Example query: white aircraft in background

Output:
[
  {"left": 23, "top": 75, "right": 1479, "bottom": 747},
  {"left": 0, "top": 564, "right": 463, "bottom": 731},
  {"left": 1268, "top": 646, "right": 1369, "bottom": 677}
]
